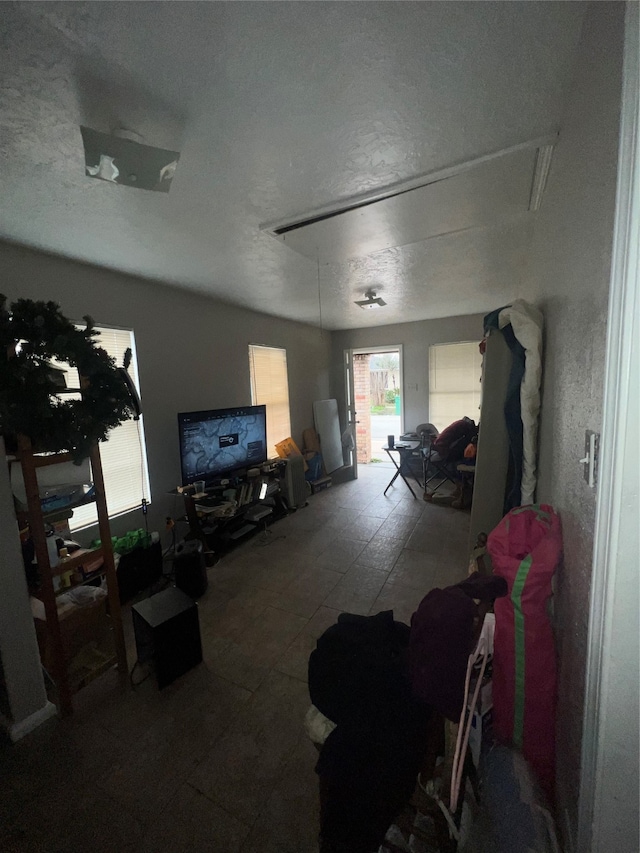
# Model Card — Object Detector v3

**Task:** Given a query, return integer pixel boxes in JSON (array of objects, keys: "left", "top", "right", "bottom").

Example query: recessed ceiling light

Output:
[{"left": 354, "top": 290, "right": 387, "bottom": 309}]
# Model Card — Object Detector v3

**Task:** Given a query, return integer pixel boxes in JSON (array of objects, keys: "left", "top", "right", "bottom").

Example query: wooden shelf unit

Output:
[{"left": 16, "top": 434, "right": 127, "bottom": 715}]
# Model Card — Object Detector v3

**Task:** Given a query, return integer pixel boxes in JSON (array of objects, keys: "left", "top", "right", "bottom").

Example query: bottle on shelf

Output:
[
  {"left": 46, "top": 531, "right": 62, "bottom": 591},
  {"left": 46, "top": 530, "right": 60, "bottom": 568},
  {"left": 58, "top": 547, "right": 73, "bottom": 589}
]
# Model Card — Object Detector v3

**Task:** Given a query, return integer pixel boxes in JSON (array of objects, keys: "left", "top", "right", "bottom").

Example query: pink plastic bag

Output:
[{"left": 487, "top": 504, "right": 562, "bottom": 804}]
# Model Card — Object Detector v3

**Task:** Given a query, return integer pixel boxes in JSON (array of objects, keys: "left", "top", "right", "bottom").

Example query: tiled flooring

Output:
[{"left": 1, "top": 464, "right": 470, "bottom": 853}]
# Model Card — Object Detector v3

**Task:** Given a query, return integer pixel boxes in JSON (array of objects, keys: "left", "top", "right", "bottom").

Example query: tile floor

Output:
[{"left": 0, "top": 464, "right": 471, "bottom": 853}]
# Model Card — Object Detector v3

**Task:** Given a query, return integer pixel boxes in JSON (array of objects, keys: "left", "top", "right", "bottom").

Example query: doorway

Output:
[{"left": 345, "top": 345, "right": 404, "bottom": 474}]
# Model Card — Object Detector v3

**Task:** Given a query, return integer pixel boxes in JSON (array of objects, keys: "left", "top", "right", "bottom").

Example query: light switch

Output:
[{"left": 579, "top": 430, "right": 600, "bottom": 488}]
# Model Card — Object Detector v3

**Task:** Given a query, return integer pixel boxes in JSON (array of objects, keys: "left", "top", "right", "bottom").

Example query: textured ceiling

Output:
[{"left": 0, "top": 2, "right": 584, "bottom": 330}]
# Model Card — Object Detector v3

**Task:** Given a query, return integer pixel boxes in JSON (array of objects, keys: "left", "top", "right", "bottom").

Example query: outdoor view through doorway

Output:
[
  {"left": 352, "top": 347, "right": 402, "bottom": 467},
  {"left": 351, "top": 341, "right": 482, "bottom": 471}
]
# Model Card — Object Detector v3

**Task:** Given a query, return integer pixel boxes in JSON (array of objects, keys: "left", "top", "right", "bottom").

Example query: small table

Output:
[{"left": 383, "top": 441, "right": 424, "bottom": 499}]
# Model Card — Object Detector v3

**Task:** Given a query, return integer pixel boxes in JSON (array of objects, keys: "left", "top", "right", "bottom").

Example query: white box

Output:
[
  {"left": 474, "top": 679, "right": 493, "bottom": 716},
  {"left": 468, "top": 707, "right": 493, "bottom": 768}
]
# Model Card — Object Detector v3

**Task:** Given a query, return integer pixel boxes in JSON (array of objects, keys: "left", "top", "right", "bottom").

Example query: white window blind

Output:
[
  {"left": 50, "top": 325, "right": 150, "bottom": 531},
  {"left": 249, "top": 344, "right": 291, "bottom": 457},
  {"left": 428, "top": 341, "right": 482, "bottom": 432}
]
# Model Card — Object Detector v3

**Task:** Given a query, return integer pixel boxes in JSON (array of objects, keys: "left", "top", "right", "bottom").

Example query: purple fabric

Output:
[
  {"left": 408, "top": 573, "right": 507, "bottom": 721},
  {"left": 408, "top": 587, "right": 476, "bottom": 721},
  {"left": 456, "top": 571, "right": 508, "bottom": 601}
]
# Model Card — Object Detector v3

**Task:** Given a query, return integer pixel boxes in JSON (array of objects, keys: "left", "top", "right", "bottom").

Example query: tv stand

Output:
[{"left": 181, "top": 468, "right": 289, "bottom": 559}]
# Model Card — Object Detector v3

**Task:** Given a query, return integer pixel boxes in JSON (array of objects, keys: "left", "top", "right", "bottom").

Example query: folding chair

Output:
[
  {"left": 421, "top": 418, "right": 477, "bottom": 500},
  {"left": 421, "top": 434, "right": 465, "bottom": 498}
]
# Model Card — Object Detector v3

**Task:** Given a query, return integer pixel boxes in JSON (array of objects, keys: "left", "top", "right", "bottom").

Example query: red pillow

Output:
[{"left": 433, "top": 418, "right": 477, "bottom": 457}]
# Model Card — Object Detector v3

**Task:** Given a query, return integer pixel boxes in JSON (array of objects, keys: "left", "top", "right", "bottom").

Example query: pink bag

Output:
[{"left": 487, "top": 504, "right": 562, "bottom": 804}]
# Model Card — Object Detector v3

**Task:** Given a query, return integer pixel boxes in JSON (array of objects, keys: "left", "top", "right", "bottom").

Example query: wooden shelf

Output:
[
  {"left": 14, "top": 449, "right": 76, "bottom": 468},
  {"left": 17, "top": 434, "right": 127, "bottom": 715},
  {"left": 69, "top": 649, "right": 118, "bottom": 693},
  {"left": 54, "top": 568, "right": 106, "bottom": 597},
  {"left": 50, "top": 547, "right": 104, "bottom": 577},
  {"left": 40, "top": 492, "right": 96, "bottom": 517}
]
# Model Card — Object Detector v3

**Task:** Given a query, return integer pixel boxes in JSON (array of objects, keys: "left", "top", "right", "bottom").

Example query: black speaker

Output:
[
  {"left": 174, "top": 539, "right": 208, "bottom": 599},
  {"left": 131, "top": 587, "right": 202, "bottom": 689},
  {"left": 117, "top": 540, "right": 163, "bottom": 603}
]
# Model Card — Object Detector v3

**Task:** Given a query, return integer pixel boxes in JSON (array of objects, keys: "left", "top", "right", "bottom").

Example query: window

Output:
[
  {"left": 428, "top": 341, "right": 482, "bottom": 432},
  {"left": 50, "top": 325, "right": 150, "bottom": 531},
  {"left": 249, "top": 344, "right": 291, "bottom": 457}
]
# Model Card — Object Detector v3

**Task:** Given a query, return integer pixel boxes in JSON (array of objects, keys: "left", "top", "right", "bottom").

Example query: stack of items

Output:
[
  {"left": 31, "top": 585, "right": 112, "bottom": 690},
  {"left": 306, "top": 573, "right": 508, "bottom": 853}
]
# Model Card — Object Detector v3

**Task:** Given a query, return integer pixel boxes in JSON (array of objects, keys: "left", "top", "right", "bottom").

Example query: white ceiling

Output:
[
  {"left": 268, "top": 146, "right": 544, "bottom": 263},
  {"left": 0, "top": 2, "right": 585, "bottom": 330}
]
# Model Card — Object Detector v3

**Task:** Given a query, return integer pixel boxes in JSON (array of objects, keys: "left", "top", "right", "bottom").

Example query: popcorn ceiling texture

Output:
[{"left": 0, "top": 2, "right": 584, "bottom": 329}]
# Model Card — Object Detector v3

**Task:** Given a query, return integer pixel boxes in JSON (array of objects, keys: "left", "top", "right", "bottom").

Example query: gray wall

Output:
[
  {"left": 0, "top": 437, "right": 51, "bottom": 731},
  {"left": 331, "top": 313, "right": 485, "bottom": 435},
  {"left": 521, "top": 2, "right": 624, "bottom": 846},
  {"left": 0, "top": 241, "right": 332, "bottom": 541}
]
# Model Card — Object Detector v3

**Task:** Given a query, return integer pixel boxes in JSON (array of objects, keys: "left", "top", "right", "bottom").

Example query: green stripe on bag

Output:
[
  {"left": 512, "top": 554, "right": 532, "bottom": 747},
  {"left": 511, "top": 504, "right": 551, "bottom": 521}
]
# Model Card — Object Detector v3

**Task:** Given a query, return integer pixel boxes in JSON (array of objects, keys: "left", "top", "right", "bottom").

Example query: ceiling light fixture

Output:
[
  {"left": 354, "top": 290, "right": 387, "bottom": 309},
  {"left": 80, "top": 126, "right": 180, "bottom": 193}
]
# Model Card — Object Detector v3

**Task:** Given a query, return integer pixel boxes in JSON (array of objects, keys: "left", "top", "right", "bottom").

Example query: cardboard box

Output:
[
  {"left": 311, "top": 477, "right": 332, "bottom": 494},
  {"left": 34, "top": 597, "right": 112, "bottom": 672},
  {"left": 274, "top": 437, "right": 309, "bottom": 471}
]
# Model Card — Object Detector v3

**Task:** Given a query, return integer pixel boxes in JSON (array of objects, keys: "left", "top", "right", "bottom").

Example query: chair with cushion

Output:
[
  {"left": 422, "top": 417, "right": 477, "bottom": 499},
  {"left": 415, "top": 423, "right": 439, "bottom": 444}
]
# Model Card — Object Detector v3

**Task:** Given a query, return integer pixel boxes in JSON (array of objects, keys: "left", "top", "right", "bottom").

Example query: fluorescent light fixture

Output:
[
  {"left": 354, "top": 290, "right": 387, "bottom": 309},
  {"left": 529, "top": 144, "right": 554, "bottom": 211}
]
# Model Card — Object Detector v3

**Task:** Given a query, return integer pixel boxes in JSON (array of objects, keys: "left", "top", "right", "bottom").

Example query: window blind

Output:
[
  {"left": 248, "top": 344, "right": 291, "bottom": 457},
  {"left": 49, "top": 325, "right": 150, "bottom": 531},
  {"left": 428, "top": 341, "right": 482, "bottom": 432}
]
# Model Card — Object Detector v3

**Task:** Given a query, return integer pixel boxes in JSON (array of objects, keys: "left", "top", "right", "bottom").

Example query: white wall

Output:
[
  {"left": 0, "top": 241, "right": 332, "bottom": 542},
  {"left": 331, "top": 313, "right": 485, "bottom": 437},
  {"left": 521, "top": 2, "right": 625, "bottom": 847}
]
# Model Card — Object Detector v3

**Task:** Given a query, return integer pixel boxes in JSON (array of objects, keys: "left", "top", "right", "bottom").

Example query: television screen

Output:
[{"left": 178, "top": 405, "right": 267, "bottom": 485}]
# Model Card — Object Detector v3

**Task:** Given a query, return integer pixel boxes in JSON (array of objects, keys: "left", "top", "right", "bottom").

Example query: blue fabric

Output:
[
  {"left": 483, "top": 306, "right": 511, "bottom": 336},
  {"left": 304, "top": 452, "right": 324, "bottom": 481},
  {"left": 501, "top": 324, "right": 525, "bottom": 511},
  {"left": 477, "top": 746, "right": 555, "bottom": 852},
  {"left": 483, "top": 309, "right": 525, "bottom": 511}
]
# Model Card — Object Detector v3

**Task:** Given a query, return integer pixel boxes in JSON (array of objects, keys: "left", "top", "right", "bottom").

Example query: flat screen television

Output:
[{"left": 178, "top": 404, "right": 267, "bottom": 486}]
